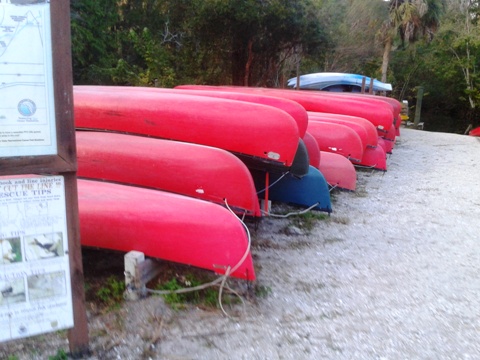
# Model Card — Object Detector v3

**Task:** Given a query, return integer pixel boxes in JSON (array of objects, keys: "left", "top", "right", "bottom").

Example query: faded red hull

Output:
[
  {"left": 318, "top": 151, "right": 357, "bottom": 191},
  {"left": 76, "top": 131, "right": 261, "bottom": 217},
  {"left": 176, "top": 85, "right": 394, "bottom": 133},
  {"left": 360, "top": 146, "right": 387, "bottom": 171},
  {"left": 78, "top": 179, "right": 255, "bottom": 280},
  {"left": 380, "top": 137, "right": 394, "bottom": 154},
  {"left": 302, "top": 131, "right": 321, "bottom": 169},
  {"left": 73, "top": 86, "right": 300, "bottom": 170},
  {"left": 76, "top": 86, "right": 309, "bottom": 138},
  {"left": 307, "top": 112, "right": 378, "bottom": 148},
  {"left": 307, "top": 121, "right": 364, "bottom": 163},
  {"left": 470, "top": 126, "right": 480, "bottom": 136},
  {"left": 311, "top": 91, "right": 401, "bottom": 121},
  {"left": 382, "top": 123, "right": 397, "bottom": 142}
]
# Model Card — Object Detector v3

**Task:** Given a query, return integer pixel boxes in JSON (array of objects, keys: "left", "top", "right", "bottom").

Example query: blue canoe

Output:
[
  {"left": 287, "top": 72, "right": 392, "bottom": 93},
  {"left": 255, "top": 166, "right": 332, "bottom": 214}
]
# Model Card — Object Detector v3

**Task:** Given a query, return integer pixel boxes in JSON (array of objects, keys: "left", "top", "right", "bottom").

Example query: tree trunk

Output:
[
  {"left": 244, "top": 38, "right": 254, "bottom": 86},
  {"left": 381, "top": 36, "right": 392, "bottom": 83}
]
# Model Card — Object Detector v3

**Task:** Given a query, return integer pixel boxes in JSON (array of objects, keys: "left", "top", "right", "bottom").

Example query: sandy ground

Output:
[{"left": 1, "top": 127, "right": 480, "bottom": 359}]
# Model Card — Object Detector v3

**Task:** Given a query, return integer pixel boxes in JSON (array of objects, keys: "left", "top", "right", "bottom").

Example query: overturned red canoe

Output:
[
  {"left": 176, "top": 85, "right": 394, "bottom": 133},
  {"left": 303, "top": 131, "right": 321, "bottom": 169},
  {"left": 340, "top": 93, "right": 402, "bottom": 133},
  {"left": 309, "top": 90, "right": 401, "bottom": 127},
  {"left": 76, "top": 86, "right": 309, "bottom": 139},
  {"left": 76, "top": 131, "right": 261, "bottom": 217},
  {"left": 307, "top": 121, "right": 364, "bottom": 163},
  {"left": 78, "top": 179, "right": 255, "bottom": 280},
  {"left": 318, "top": 151, "right": 357, "bottom": 191},
  {"left": 307, "top": 112, "right": 378, "bottom": 148},
  {"left": 382, "top": 138, "right": 394, "bottom": 154},
  {"left": 359, "top": 146, "right": 387, "bottom": 171},
  {"left": 470, "top": 126, "right": 480, "bottom": 136},
  {"left": 73, "top": 86, "right": 302, "bottom": 174},
  {"left": 307, "top": 113, "right": 386, "bottom": 170},
  {"left": 383, "top": 123, "right": 397, "bottom": 142}
]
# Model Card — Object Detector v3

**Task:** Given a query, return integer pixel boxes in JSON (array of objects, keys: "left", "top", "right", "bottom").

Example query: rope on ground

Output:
[
  {"left": 145, "top": 198, "right": 250, "bottom": 319},
  {"left": 262, "top": 202, "right": 319, "bottom": 218}
]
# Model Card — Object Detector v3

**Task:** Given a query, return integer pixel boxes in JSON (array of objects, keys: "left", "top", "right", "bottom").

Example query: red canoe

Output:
[
  {"left": 176, "top": 85, "right": 394, "bottom": 133},
  {"left": 309, "top": 90, "right": 400, "bottom": 122},
  {"left": 307, "top": 121, "right": 364, "bottom": 163},
  {"left": 76, "top": 86, "right": 309, "bottom": 139},
  {"left": 359, "top": 146, "right": 387, "bottom": 171},
  {"left": 291, "top": 90, "right": 401, "bottom": 137},
  {"left": 76, "top": 131, "right": 261, "bottom": 217},
  {"left": 307, "top": 113, "right": 386, "bottom": 170},
  {"left": 303, "top": 131, "right": 321, "bottom": 169},
  {"left": 382, "top": 125, "right": 397, "bottom": 153},
  {"left": 78, "top": 179, "right": 255, "bottom": 280},
  {"left": 470, "top": 126, "right": 480, "bottom": 136},
  {"left": 307, "top": 112, "right": 378, "bottom": 148},
  {"left": 337, "top": 93, "right": 402, "bottom": 134},
  {"left": 73, "top": 86, "right": 301, "bottom": 174},
  {"left": 318, "top": 151, "right": 357, "bottom": 191},
  {"left": 308, "top": 113, "right": 369, "bottom": 151}
]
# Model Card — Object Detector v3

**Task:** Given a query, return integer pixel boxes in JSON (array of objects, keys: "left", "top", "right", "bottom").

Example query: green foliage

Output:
[
  {"left": 70, "top": 0, "right": 120, "bottom": 84},
  {"left": 48, "top": 349, "right": 68, "bottom": 360},
  {"left": 254, "top": 284, "right": 272, "bottom": 298},
  {"left": 155, "top": 275, "right": 219, "bottom": 310},
  {"left": 71, "top": 0, "right": 330, "bottom": 86},
  {"left": 388, "top": 0, "right": 480, "bottom": 132},
  {"left": 290, "top": 211, "right": 329, "bottom": 232},
  {"left": 95, "top": 276, "right": 125, "bottom": 308}
]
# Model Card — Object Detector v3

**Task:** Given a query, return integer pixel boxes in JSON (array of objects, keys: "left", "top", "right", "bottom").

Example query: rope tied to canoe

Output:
[
  {"left": 262, "top": 201, "right": 320, "bottom": 218},
  {"left": 256, "top": 172, "right": 289, "bottom": 194},
  {"left": 145, "top": 198, "right": 251, "bottom": 319}
]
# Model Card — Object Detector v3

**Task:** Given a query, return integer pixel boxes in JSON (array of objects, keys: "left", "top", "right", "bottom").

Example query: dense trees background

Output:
[{"left": 70, "top": 0, "right": 480, "bottom": 133}]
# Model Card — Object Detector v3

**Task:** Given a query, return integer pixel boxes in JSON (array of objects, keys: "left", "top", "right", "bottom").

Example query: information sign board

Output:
[
  {"left": 0, "top": 175, "right": 74, "bottom": 342},
  {"left": 0, "top": 1, "right": 57, "bottom": 157}
]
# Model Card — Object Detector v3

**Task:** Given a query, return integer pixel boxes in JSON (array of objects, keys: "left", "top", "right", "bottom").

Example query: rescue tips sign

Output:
[{"left": 0, "top": 175, "right": 74, "bottom": 342}]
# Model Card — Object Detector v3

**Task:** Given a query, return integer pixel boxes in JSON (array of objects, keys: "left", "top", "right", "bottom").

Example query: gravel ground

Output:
[{"left": 1, "top": 127, "right": 480, "bottom": 359}]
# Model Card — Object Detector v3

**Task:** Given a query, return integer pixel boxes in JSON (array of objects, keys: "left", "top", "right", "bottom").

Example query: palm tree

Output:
[{"left": 380, "top": 0, "right": 445, "bottom": 83}]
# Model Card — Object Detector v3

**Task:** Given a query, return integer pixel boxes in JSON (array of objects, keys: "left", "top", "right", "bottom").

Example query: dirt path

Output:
[
  {"left": 155, "top": 128, "right": 480, "bottom": 359},
  {"left": 2, "top": 128, "right": 480, "bottom": 359}
]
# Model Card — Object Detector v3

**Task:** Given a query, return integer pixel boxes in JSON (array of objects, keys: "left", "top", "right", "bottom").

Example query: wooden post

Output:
[
  {"left": 361, "top": 77, "right": 366, "bottom": 93},
  {"left": 295, "top": 60, "right": 301, "bottom": 90},
  {"left": 51, "top": 2, "right": 89, "bottom": 355},
  {"left": 414, "top": 86, "right": 424, "bottom": 128},
  {"left": 64, "top": 173, "right": 89, "bottom": 356}
]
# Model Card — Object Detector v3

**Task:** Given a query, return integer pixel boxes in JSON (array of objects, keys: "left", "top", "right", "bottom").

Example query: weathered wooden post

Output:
[
  {"left": 368, "top": 77, "right": 374, "bottom": 94},
  {"left": 414, "top": 86, "right": 424, "bottom": 128}
]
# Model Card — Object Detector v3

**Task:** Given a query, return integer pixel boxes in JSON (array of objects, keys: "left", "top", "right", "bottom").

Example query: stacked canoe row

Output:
[{"left": 73, "top": 85, "right": 402, "bottom": 281}]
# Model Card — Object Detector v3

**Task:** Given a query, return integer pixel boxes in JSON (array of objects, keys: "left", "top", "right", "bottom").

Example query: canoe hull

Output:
[
  {"left": 268, "top": 166, "right": 332, "bottom": 213},
  {"left": 470, "top": 126, "right": 480, "bottom": 136},
  {"left": 318, "top": 151, "right": 357, "bottom": 191},
  {"left": 73, "top": 86, "right": 301, "bottom": 173},
  {"left": 359, "top": 146, "right": 387, "bottom": 171},
  {"left": 307, "top": 121, "right": 364, "bottom": 163},
  {"left": 76, "top": 131, "right": 261, "bottom": 217},
  {"left": 81, "top": 86, "right": 309, "bottom": 139},
  {"left": 302, "top": 132, "right": 321, "bottom": 169},
  {"left": 307, "top": 112, "right": 378, "bottom": 148},
  {"left": 175, "top": 85, "right": 394, "bottom": 133},
  {"left": 286, "top": 72, "right": 393, "bottom": 92},
  {"left": 78, "top": 179, "right": 255, "bottom": 280}
]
